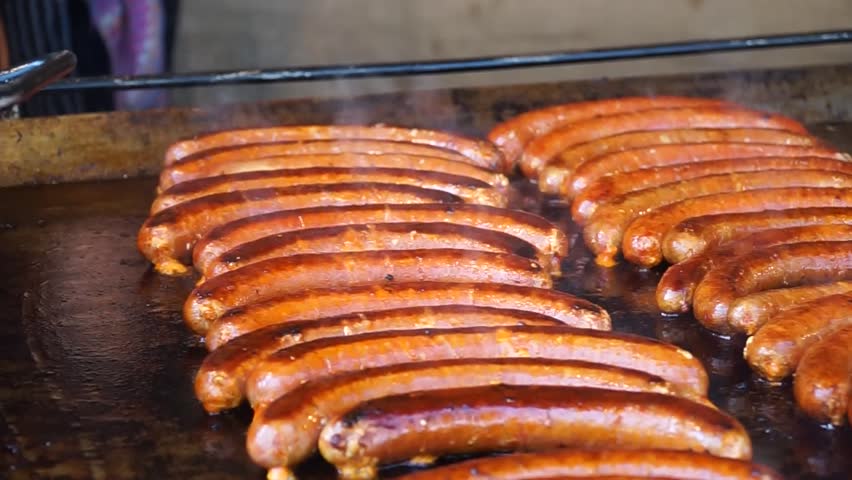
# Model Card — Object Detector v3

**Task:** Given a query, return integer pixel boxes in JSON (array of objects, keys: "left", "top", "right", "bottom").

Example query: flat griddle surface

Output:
[{"left": 2, "top": 125, "right": 851, "bottom": 479}]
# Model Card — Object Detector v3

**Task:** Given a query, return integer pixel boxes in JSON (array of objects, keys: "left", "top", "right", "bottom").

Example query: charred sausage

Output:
[
  {"left": 164, "top": 125, "right": 505, "bottom": 171},
  {"left": 621, "top": 188, "right": 852, "bottom": 268},
  {"left": 192, "top": 204, "right": 568, "bottom": 275},
  {"left": 205, "top": 282, "right": 610, "bottom": 349},
  {"left": 137, "top": 183, "right": 460, "bottom": 275},
  {"left": 195, "top": 306, "right": 566, "bottom": 413},
  {"left": 152, "top": 167, "right": 506, "bottom": 213},
  {"left": 582, "top": 171, "right": 852, "bottom": 263},
  {"left": 243, "top": 325, "right": 707, "bottom": 407},
  {"left": 317, "top": 385, "right": 750, "bottom": 479},
  {"left": 793, "top": 324, "right": 852, "bottom": 425},
  {"left": 729, "top": 281, "right": 852, "bottom": 335},
  {"left": 204, "top": 222, "right": 541, "bottom": 279},
  {"left": 184, "top": 249, "right": 552, "bottom": 333},
  {"left": 538, "top": 127, "right": 822, "bottom": 195},
  {"left": 389, "top": 448, "right": 781, "bottom": 480},
  {"left": 692, "top": 241, "right": 852, "bottom": 333},
  {"left": 246, "top": 358, "right": 687, "bottom": 470},
  {"left": 744, "top": 293, "right": 852, "bottom": 381}
]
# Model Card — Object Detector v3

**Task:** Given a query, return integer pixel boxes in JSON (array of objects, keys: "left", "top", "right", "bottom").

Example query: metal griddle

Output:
[{"left": 2, "top": 65, "right": 852, "bottom": 479}]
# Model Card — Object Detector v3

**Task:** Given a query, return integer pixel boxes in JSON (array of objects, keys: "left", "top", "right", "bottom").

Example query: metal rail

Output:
[{"left": 42, "top": 30, "right": 852, "bottom": 92}]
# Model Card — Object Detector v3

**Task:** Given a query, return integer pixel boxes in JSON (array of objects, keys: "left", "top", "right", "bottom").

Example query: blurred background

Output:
[{"left": 3, "top": 0, "right": 852, "bottom": 114}]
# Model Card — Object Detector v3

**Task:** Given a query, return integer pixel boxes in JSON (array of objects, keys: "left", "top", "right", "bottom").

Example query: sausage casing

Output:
[
  {"left": 793, "top": 324, "right": 852, "bottom": 425},
  {"left": 205, "top": 282, "right": 610, "bottom": 349},
  {"left": 184, "top": 249, "right": 552, "bottom": 333},
  {"left": 196, "top": 306, "right": 566, "bottom": 413},
  {"left": 317, "top": 385, "right": 750, "bottom": 479},
  {"left": 243, "top": 325, "right": 707, "bottom": 408}
]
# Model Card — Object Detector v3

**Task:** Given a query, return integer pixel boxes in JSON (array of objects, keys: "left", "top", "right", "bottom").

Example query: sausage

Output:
[
  {"left": 662, "top": 207, "right": 852, "bottom": 265},
  {"left": 151, "top": 167, "right": 506, "bottom": 213},
  {"left": 137, "top": 183, "right": 460, "bottom": 275},
  {"left": 164, "top": 125, "right": 505, "bottom": 171},
  {"left": 389, "top": 449, "right": 781, "bottom": 480},
  {"left": 205, "top": 282, "right": 610, "bottom": 349},
  {"left": 246, "top": 358, "right": 687, "bottom": 470},
  {"left": 692, "top": 241, "right": 852, "bottom": 333},
  {"left": 196, "top": 306, "right": 567, "bottom": 413},
  {"left": 538, "top": 127, "right": 822, "bottom": 195},
  {"left": 316, "top": 385, "right": 750, "bottom": 479},
  {"left": 572, "top": 156, "right": 852, "bottom": 224},
  {"left": 621, "top": 188, "right": 852, "bottom": 268},
  {"left": 582, "top": 171, "right": 852, "bottom": 263},
  {"left": 793, "top": 324, "right": 852, "bottom": 425},
  {"left": 744, "top": 293, "right": 852, "bottom": 381},
  {"left": 184, "top": 249, "right": 552, "bottom": 333},
  {"left": 486, "top": 96, "right": 730, "bottom": 170},
  {"left": 205, "top": 222, "right": 542, "bottom": 279},
  {"left": 518, "top": 106, "right": 808, "bottom": 178},
  {"left": 192, "top": 204, "right": 568, "bottom": 276},
  {"left": 567, "top": 143, "right": 844, "bottom": 199},
  {"left": 656, "top": 225, "right": 852, "bottom": 314},
  {"left": 243, "top": 325, "right": 707, "bottom": 407}
]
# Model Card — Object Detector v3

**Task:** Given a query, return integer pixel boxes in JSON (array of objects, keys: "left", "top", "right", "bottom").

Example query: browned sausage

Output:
[
  {"left": 519, "top": 106, "right": 808, "bottom": 178},
  {"left": 184, "top": 249, "right": 552, "bottom": 333},
  {"left": 192, "top": 204, "right": 568, "bottom": 275},
  {"left": 137, "top": 183, "right": 460, "bottom": 275},
  {"left": 621, "top": 188, "right": 852, "bottom": 268},
  {"left": 205, "top": 283, "right": 610, "bottom": 350},
  {"left": 582, "top": 171, "right": 852, "bottom": 263},
  {"left": 793, "top": 324, "right": 852, "bottom": 425},
  {"left": 538, "top": 127, "right": 822, "bottom": 195},
  {"left": 744, "top": 293, "right": 852, "bottom": 381},
  {"left": 246, "top": 358, "right": 687, "bottom": 470},
  {"left": 656, "top": 225, "right": 852, "bottom": 314},
  {"left": 195, "top": 306, "right": 567, "bottom": 413},
  {"left": 567, "top": 143, "right": 844, "bottom": 199},
  {"left": 486, "top": 96, "right": 730, "bottom": 170},
  {"left": 572, "top": 156, "right": 852, "bottom": 223},
  {"left": 662, "top": 207, "right": 852, "bottom": 264},
  {"left": 152, "top": 167, "right": 506, "bottom": 213},
  {"left": 692, "top": 241, "right": 852, "bottom": 334},
  {"left": 389, "top": 449, "right": 781, "bottom": 480},
  {"left": 164, "top": 125, "right": 505, "bottom": 171},
  {"left": 316, "top": 385, "right": 750, "bottom": 479},
  {"left": 204, "top": 222, "right": 541, "bottom": 279},
  {"left": 243, "top": 325, "right": 707, "bottom": 408}
]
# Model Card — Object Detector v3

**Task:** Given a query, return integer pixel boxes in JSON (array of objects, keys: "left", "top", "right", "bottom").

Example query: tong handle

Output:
[{"left": 0, "top": 50, "right": 77, "bottom": 110}]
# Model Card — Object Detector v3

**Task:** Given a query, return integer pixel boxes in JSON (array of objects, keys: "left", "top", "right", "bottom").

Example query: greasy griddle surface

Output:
[{"left": 2, "top": 125, "right": 851, "bottom": 479}]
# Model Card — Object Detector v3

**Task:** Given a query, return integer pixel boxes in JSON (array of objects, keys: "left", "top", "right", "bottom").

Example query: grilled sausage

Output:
[
  {"left": 567, "top": 143, "right": 844, "bottom": 199},
  {"left": 621, "top": 188, "right": 852, "bottom": 268},
  {"left": 662, "top": 207, "right": 852, "bottom": 264},
  {"left": 744, "top": 293, "right": 852, "bottom": 381},
  {"left": 389, "top": 449, "right": 781, "bottom": 480},
  {"left": 793, "top": 324, "right": 852, "bottom": 425},
  {"left": 583, "top": 171, "right": 852, "bottom": 263},
  {"left": 164, "top": 125, "right": 505, "bottom": 171},
  {"left": 486, "top": 96, "right": 730, "bottom": 170},
  {"left": 656, "top": 225, "right": 852, "bottom": 314},
  {"left": 137, "top": 183, "right": 460, "bottom": 275},
  {"left": 152, "top": 167, "right": 506, "bottom": 213},
  {"left": 192, "top": 204, "right": 568, "bottom": 275},
  {"left": 538, "top": 127, "right": 822, "bottom": 195},
  {"left": 246, "top": 358, "right": 687, "bottom": 470},
  {"left": 205, "top": 282, "right": 610, "bottom": 349},
  {"left": 205, "top": 222, "right": 541, "bottom": 279},
  {"left": 573, "top": 157, "right": 852, "bottom": 224},
  {"left": 243, "top": 325, "right": 707, "bottom": 407},
  {"left": 692, "top": 241, "right": 852, "bottom": 333},
  {"left": 518, "top": 106, "right": 807, "bottom": 178},
  {"left": 317, "top": 385, "right": 750, "bottom": 479},
  {"left": 196, "top": 306, "right": 566, "bottom": 413},
  {"left": 184, "top": 249, "right": 552, "bottom": 333}
]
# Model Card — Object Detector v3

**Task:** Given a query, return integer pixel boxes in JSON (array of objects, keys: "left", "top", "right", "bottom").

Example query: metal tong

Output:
[{"left": 0, "top": 50, "right": 76, "bottom": 112}]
